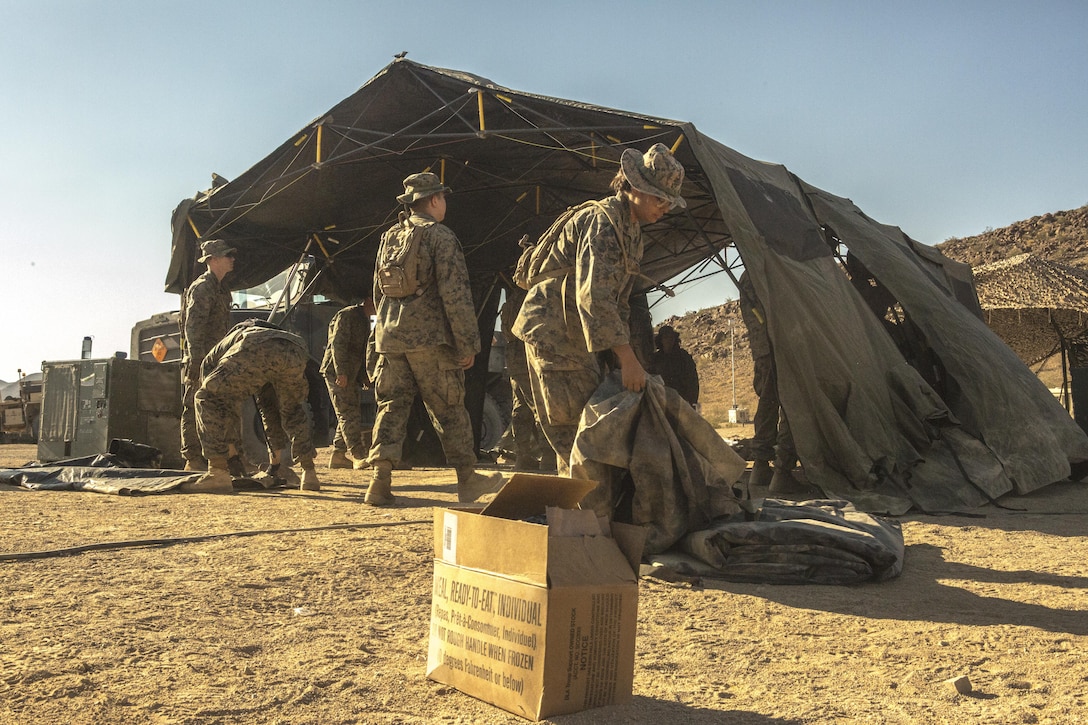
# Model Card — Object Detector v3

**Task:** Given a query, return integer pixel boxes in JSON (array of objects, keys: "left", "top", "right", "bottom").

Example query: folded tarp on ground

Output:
[
  {"left": 568, "top": 374, "right": 903, "bottom": 584},
  {"left": 650, "top": 498, "right": 904, "bottom": 584},
  {"left": 0, "top": 463, "right": 197, "bottom": 495}
]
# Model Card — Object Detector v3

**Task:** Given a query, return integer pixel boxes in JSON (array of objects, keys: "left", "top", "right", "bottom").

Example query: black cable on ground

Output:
[{"left": 0, "top": 519, "right": 431, "bottom": 562}]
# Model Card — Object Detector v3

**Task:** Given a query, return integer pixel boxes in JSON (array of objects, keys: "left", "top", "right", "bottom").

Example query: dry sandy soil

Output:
[{"left": 2, "top": 440, "right": 1087, "bottom": 725}]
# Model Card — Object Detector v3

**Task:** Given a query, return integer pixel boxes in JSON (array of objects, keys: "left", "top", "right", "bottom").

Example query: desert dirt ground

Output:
[{"left": 2, "top": 440, "right": 1087, "bottom": 725}]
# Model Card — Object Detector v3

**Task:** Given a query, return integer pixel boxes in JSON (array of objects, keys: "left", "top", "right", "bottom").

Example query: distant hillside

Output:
[{"left": 936, "top": 205, "right": 1088, "bottom": 267}]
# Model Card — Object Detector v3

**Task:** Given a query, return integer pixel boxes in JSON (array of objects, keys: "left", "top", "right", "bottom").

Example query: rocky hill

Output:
[
  {"left": 936, "top": 204, "right": 1088, "bottom": 267},
  {"left": 666, "top": 204, "right": 1088, "bottom": 426}
]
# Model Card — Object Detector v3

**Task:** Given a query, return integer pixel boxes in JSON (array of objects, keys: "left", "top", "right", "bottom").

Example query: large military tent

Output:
[{"left": 166, "top": 58, "right": 1088, "bottom": 513}]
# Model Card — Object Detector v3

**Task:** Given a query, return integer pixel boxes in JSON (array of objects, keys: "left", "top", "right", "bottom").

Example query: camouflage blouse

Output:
[
  {"left": 372, "top": 213, "right": 480, "bottom": 360},
  {"left": 320, "top": 303, "right": 371, "bottom": 383},
  {"left": 180, "top": 270, "right": 232, "bottom": 366},
  {"left": 512, "top": 194, "right": 643, "bottom": 367}
]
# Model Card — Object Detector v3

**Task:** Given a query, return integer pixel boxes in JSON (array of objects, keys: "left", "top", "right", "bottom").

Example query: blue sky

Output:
[{"left": 1, "top": 0, "right": 1086, "bottom": 380}]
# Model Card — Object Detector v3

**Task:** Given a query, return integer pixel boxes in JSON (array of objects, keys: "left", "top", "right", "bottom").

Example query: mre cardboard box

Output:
[{"left": 426, "top": 474, "right": 645, "bottom": 721}]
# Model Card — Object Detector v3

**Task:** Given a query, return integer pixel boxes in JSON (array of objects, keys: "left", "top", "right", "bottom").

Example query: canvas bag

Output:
[
  {"left": 513, "top": 200, "right": 618, "bottom": 290},
  {"left": 377, "top": 213, "right": 426, "bottom": 298}
]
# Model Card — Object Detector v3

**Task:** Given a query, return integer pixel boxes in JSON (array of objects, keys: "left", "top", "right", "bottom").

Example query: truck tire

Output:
[
  {"left": 478, "top": 392, "right": 508, "bottom": 453},
  {"left": 240, "top": 397, "right": 275, "bottom": 465}
]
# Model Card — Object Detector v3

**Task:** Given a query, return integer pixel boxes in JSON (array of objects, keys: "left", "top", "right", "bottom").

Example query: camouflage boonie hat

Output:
[
  {"left": 198, "top": 239, "right": 238, "bottom": 262},
  {"left": 620, "top": 143, "right": 686, "bottom": 209},
  {"left": 396, "top": 172, "right": 451, "bottom": 205}
]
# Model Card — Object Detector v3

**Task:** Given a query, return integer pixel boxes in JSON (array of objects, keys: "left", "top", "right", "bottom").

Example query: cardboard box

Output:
[{"left": 426, "top": 474, "right": 644, "bottom": 721}]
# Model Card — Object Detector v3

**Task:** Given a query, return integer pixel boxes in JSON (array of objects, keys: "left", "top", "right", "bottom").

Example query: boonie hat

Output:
[
  {"left": 620, "top": 143, "right": 686, "bottom": 209},
  {"left": 198, "top": 239, "right": 238, "bottom": 262},
  {"left": 397, "top": 172, "right": 451, "bottom": 205}
]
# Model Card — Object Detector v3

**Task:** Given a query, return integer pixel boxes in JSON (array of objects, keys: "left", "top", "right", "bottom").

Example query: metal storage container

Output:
[{"left": 37, "top": 357, "right": 182, "bottom": 467}]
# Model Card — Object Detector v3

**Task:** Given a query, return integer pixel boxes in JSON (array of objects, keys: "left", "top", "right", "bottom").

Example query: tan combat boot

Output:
[
  {"left": 748, "top": 459, "right": 773, "bottom": 489},
  {"left": 328, "top": 449, "right": 352, "bottom": 469},
  {"left": 768, "top": 457, "right": 808, "bottom": 498},
  {"left": 513, "top": 447, "right": 539, "bottom": 471},
  {"left": 180, "top": 457, "right": 234, "bottom": 494},
  {"left": 300, "top": 461, "right": 321, "bottom": 491},
  {"left": 350, "top": 445, "right": 370, "bottom": 470},
  {"left": 183, "top": 458, "right": 208, "bottom": 472},
  {"left": 456, "top": 467, "right": 505, "bottom": 504},
  {"left": 364, "top": 460, "right": 395, "bottom": 506}
]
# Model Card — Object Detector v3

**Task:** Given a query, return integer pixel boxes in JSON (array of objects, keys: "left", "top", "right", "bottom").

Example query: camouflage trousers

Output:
[
  {"left": 180, "top": 360, "right": 202, "bottom": 461},
  {"left": 524, "top": 344, "right": 601, "bottom": 476},
  {"left": 324, "top": 373, "right": 371, "bottom": 458},
  {"left": 509, "top": 369, "right": 545, "bottom": 458},
  {"left": 195, "top": 339, "right": 315, "bottom": 464},
  {"left": 367, "top": 347, "right": 475, "bottom": 468},
  {"left": 182, "top": 361, "right": 244, "bottom": 461},
  {"left": 751, "top": 352, "right": 795, "bottom": 465}
]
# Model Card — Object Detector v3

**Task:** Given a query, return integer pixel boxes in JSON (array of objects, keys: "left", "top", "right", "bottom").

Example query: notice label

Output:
[{"left": 563, "top": 592, "right": 623, "bottom": 707}]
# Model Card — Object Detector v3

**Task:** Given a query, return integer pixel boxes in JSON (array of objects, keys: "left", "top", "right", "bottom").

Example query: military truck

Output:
[{"left": 0, "top": 372, "right": 42, "bottom": 443}]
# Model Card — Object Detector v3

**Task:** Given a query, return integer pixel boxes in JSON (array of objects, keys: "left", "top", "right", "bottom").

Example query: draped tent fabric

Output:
[
  {"left": 807, "top": 191, "right": 1088, "bottom": 499},
  {"left": 165, "top": 58, "right": 1088, "bottom": 514},
  {"left": 570, "top": 374, "right": 745, "bottom": 555}
]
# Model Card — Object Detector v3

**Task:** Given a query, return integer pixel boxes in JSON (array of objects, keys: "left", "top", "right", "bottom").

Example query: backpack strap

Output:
[{"left": 527, "top": 200, "right": 620, "bottom": 287}]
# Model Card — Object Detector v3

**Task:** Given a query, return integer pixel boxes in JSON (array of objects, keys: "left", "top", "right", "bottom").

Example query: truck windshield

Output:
[{"left": 231, "top": 257, "right": 329, "bottom": 311}]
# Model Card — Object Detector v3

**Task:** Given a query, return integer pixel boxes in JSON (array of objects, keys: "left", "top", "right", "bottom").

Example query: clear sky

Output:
[{"left": 1, "top": 0, "right": 1086, "bottom": 381}]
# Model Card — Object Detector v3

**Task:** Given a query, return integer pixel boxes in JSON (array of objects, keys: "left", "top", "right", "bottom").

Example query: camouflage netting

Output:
[
  {"left": 974, "top": 253, "right": 1088, "bottom": 313},
  {"left": 974, "top": 254, "right": 1088, "bottom": 366}
]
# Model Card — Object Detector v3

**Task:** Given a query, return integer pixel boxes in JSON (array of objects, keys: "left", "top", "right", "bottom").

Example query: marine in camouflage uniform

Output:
[
  {"left": 513, "top": 143, "right": 686, "bottom": 475},
  {"left": 321, "top": 301, "right": 373, "bottom": 468},
  {"left": 179, "top": 239, "right": 236, "bottom": 470},
  {"left": 500, "top": 285, "right": 549, "bottom": 470},
  {"left": 736, "top": 271, "right": 803, "bottom": 495},
  {"left": 364, "top": 172, "right": 503, "bottom": 506},
  {"left": 188, "top": 320, "right": 319, "bottom": 494},
  {"left": 648, "top": 325, "right": 700, "bottom": 407}
]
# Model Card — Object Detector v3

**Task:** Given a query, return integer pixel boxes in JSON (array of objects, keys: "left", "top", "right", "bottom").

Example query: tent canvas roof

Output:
[{"left": 166, "top": 59, "right": 1088, "bottom": 513}]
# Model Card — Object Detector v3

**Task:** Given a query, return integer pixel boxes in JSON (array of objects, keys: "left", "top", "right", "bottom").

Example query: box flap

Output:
[
  {"left": 546, "top": 507, "right": 607, "bottom": 537},
  {"left": 547, "top": 536, "right": 639, "bottom": 588},
  {"left": 610, "top": 522, "right": 648, "bottom": 577},
  {"left": 433, "top": 508, "right": 550, "bottom": 586},
  {"left": 481, "top": 474, "right": 598, "bottom": 520}
]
